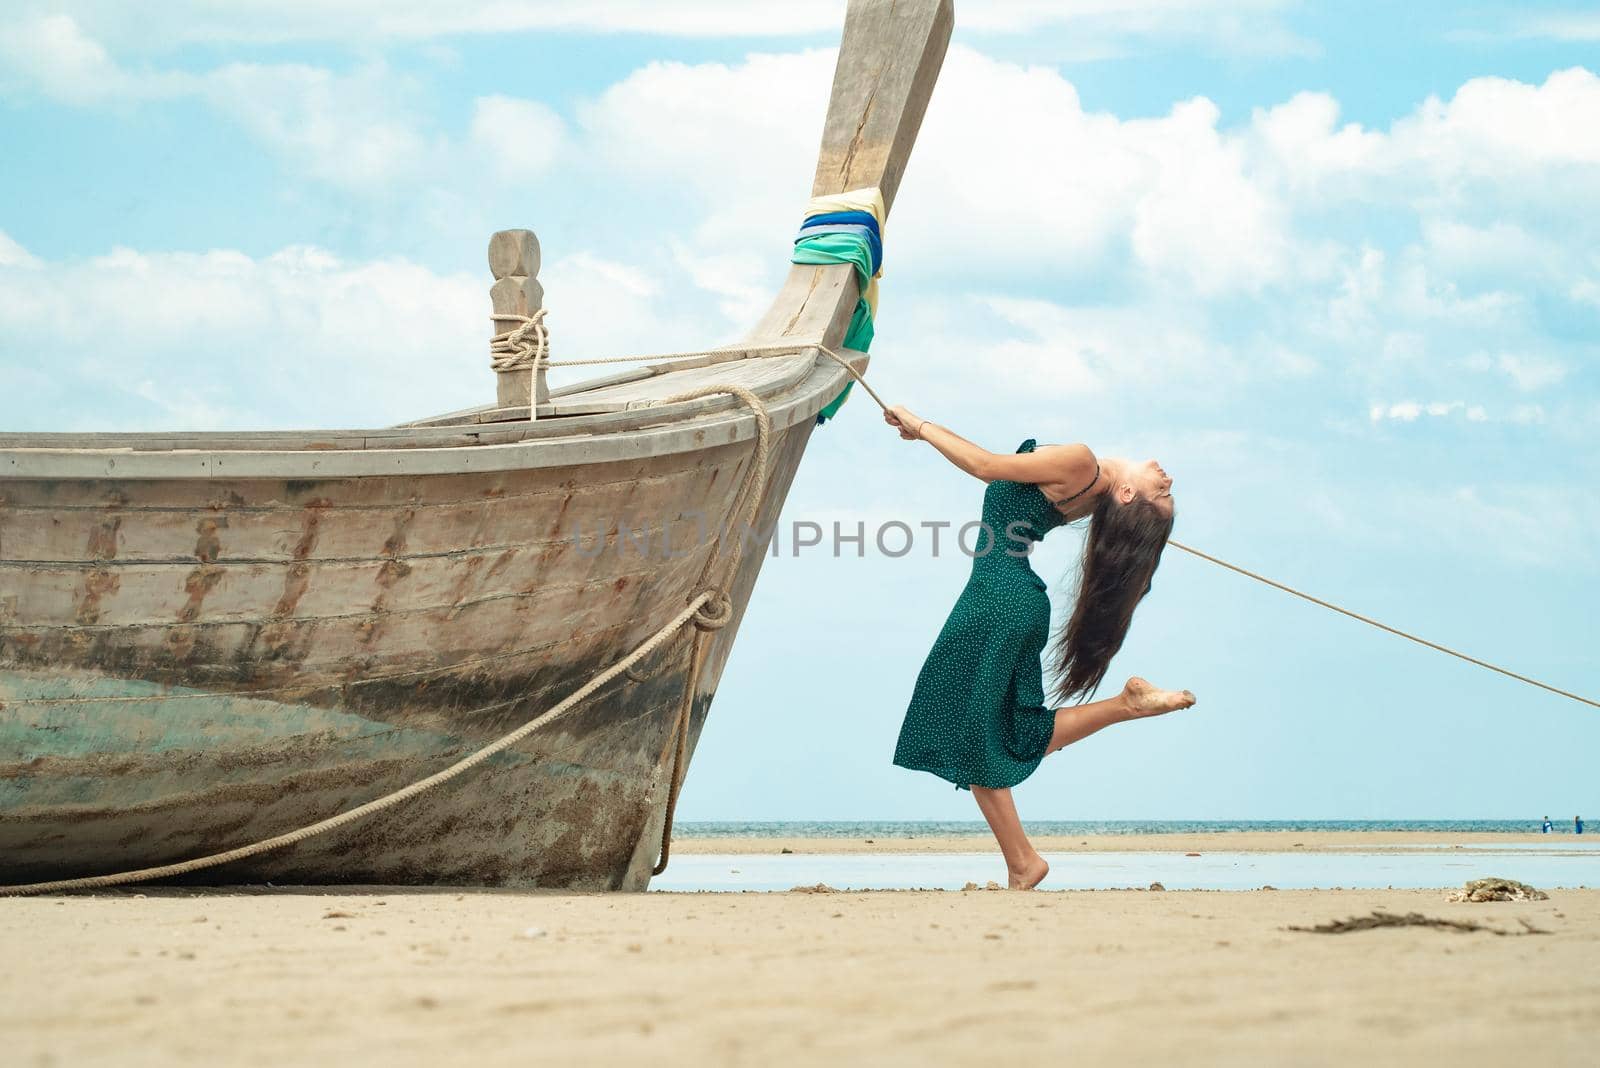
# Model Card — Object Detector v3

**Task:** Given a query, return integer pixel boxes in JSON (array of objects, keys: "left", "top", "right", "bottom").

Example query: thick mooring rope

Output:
[
  {"left": 489, "top": 308, "right": 548, "bottom": 373},
  {"left": 646, "top": 383, "right": 770, "bottom": 876}
]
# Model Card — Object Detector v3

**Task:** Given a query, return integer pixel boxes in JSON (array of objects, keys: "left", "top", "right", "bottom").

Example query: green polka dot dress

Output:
[{"left": 893, "top": 438, "right": 1080, "bottom": 791}]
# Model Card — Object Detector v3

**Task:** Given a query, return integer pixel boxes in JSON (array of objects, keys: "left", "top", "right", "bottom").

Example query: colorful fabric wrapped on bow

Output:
[{"left": 792, "top": 186, "right": 885, "bottom": 423}]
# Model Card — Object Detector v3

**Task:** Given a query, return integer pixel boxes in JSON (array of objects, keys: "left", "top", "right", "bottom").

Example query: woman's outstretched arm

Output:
[{"left": 885, "top": 404, "right": 1095, "bottom": 486}]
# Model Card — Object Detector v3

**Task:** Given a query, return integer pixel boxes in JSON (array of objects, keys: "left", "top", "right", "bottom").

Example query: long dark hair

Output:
[{"left": 1049, "top": 492, "right": 1174, "bottom": 703}]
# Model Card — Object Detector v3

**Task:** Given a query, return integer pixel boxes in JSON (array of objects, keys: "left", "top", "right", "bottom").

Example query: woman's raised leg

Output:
[
  {"left": 971, "top": 785, "right": 1050, "bottom": 890},
  {"left": 1047, "top": 676, "right": 1195, "bottom": 753}
]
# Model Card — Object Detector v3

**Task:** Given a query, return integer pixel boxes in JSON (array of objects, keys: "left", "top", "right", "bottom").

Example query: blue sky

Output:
[{"left": 2, "top": 1, "right": 1595, "bottom": 822}]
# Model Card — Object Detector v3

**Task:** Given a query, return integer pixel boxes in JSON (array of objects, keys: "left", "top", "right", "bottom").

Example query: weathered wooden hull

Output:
[{"left": 0, "top": 424, "right": 813, "bottom": 889}]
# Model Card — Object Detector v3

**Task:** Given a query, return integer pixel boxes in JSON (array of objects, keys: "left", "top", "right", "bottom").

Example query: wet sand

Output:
[
  {"left": 673, "top": 829, "right": 1583, "bottom": 854},
  {"left": 5, "top": 884, "right": 1597, "bottom": 1066}
]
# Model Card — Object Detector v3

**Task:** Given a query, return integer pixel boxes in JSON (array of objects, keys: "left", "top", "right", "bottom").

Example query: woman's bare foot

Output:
[
  {"left": 1009, "top": 853, "right": 1050, "bottom": 890},
  {"left": 1120, "top": 676, "right": 1196, "bottom": 719}
]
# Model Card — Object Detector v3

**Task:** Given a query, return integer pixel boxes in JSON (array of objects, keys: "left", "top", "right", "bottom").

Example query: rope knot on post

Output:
[
  {"left": 489, "top": 308, "right": 548, "bottom": 373},
  {"left": 690, "top": 589, "right": 734, "bottom": 631}
]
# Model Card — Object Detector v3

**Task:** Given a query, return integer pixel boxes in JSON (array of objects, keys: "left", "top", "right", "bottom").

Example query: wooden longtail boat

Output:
[{"left": 0, "top": 0, "right": 952, "bottom": 891}]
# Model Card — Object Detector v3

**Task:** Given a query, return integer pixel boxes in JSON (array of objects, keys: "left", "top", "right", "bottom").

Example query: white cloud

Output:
[
  {"left": 1307, "top": 469, "right": 1599, "bottom": 570},
  {"left": 0, "top": 14, "right": 189, "bottom": 104},
  {"left": 1248, "top": 92, "right": 1385, "bottom": 195},
  {"left": 577, "top": 46, "right": 1300, "bottom": 296},
  {"left": 1125, "top": 97, "right": 1290, "bottom": 294},
  {"left": 976, "top": 294, "right": 1250, "bottom": 397},
  {"left": 1368, "top": 400, "right": 1465, "bottom": 423},
  {"left": 469, "top": 96, "right": 568, "bottom": 181},
  {"left": 1514, "top": 13, "right": 1600, "bottom": 42},
  {"left": 0, "top": 17, "right": 579, "bottom": 192},
  {"left": 1247, "top": 67, "right": 1600, "bottom": 217},
  {"left": 0, "top": 242, "right": 484, "bottom": 429},
  {"left": 1389, "top": 259, "right": 1524, "bottom": 328},
  {"left": 669, "top": 244, "right": 773, "bottom": 326},
  {"left": 534, "top": 249, "right": 723, "bottom": 362},
  {"left": 202, "top": 61, "right": 439, "bottom": 189},
  {"left": 1394, "top": 67, "right": 1600, "bottom": 178},
  {"left": 0, "top": 232, "right": 42, "bottom": 269},
  {"left": 1493, "top": 352, "right": 1567, "bottom": 392},
  {"left": 964, "top": 0, "right": 1310, "bottom": 55},
  {"left": 0, "top": 16, "right": 440, "bottom": 189},
  {"left": 0, "top": 1, "right": 1303, "bottom": 50},
  {"left": 0, "top": 23, "right": 570, "bottom": 195},
  {"left": 1366, "top": 398, "right": 1552, "bottom": 426},
  {"left": 1419, "top": 218, "right": 1567, "bottom": 283},
  {"left": 1423, "top": 485, "right": 1600, "bottom": 569},
  {"left": 0, "top": 234, "right": 756, "bottom": 430},
  {"left": 578, "top": 49, "right": 831, "bottom": 236}
]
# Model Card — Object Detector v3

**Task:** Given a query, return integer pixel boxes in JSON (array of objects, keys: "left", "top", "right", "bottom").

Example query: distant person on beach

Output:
[
  {"left": 883, "top": 406, "right": 1195, "bottom": 890},
  {"left": 1543, "top": 817, "right": 1553, "bottom": 833},
  {"left": 1579, "top": 816, "right": 1586, "bottom": 835}
]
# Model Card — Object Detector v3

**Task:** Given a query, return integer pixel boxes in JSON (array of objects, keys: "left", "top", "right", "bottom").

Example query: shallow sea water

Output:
[{"left": 651, "top": 848, "right": 1600, "bottom": 893}]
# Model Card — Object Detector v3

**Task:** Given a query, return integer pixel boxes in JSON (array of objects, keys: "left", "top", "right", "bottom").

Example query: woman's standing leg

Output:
[
  {"left": 971, "top": 785, "right": 1050, "bottom": 890},
  {"left": 970, "top": 679, "right": 1193, "bottom": 891}
]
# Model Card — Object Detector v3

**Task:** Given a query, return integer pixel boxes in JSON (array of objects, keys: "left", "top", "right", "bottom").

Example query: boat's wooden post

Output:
[
  {"left": 489, "top": 229, "right": 548, "bottom": 413},
  {"left": 810, "top": 0, "right": 954, "bottom": 211},
  {"left": 744, "top": 0, "right": 953, "bottom": 348}
]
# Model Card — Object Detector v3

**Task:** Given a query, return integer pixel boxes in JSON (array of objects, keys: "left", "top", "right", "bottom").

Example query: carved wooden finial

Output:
[
  {"left": 489, "top": 229, "right": 540, "bottom": 280},
  {"left": 489, "top": 229, "right": 548, "bottom": 412}
]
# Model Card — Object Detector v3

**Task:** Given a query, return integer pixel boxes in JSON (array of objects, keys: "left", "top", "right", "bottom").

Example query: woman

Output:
[{"left": 884, "top": 404, "right": 1196, "bottom": 890}]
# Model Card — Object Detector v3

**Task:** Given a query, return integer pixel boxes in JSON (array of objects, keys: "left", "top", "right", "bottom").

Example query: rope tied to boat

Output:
[
  {"left": 689, "top": 589, "right": 734, "bottom": 631},
  {"left": 489, "top": 308, "right": 548, "bottom": 373}
]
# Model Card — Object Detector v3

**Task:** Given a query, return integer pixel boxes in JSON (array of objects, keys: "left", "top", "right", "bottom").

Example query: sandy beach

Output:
[{"left": 5, "top": 832, "right": 1597, "bottom": 1068}]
